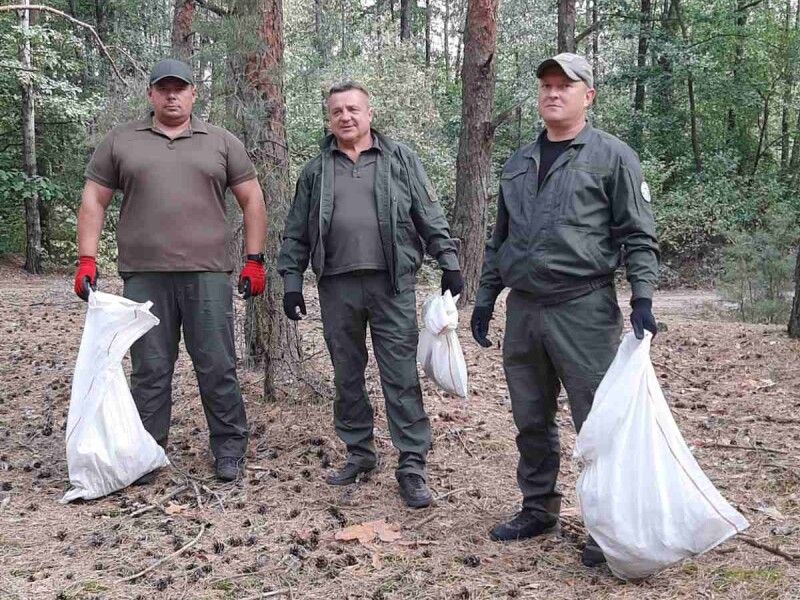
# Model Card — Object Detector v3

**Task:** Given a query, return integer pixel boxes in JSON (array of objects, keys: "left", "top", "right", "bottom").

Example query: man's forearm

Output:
[
  {"left": 77, "top": 194, "right": 107, "bottom": 257},
  {"left": 242, "top": 198, "right": 267, "bottom": 255}
]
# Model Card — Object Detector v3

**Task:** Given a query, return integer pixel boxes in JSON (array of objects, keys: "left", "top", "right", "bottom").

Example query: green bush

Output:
[{"left": 719, "top": 207, "right": 799, "bottom": 324}]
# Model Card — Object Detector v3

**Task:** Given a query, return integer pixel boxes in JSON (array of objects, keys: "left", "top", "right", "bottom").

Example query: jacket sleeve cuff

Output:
[
  {"left": 630, "top": 281, "right": 654, "bottom": 301},
  {"left": 475, "top": 286, "right": 500, "bottom": 311},
  {"left": 437, "top": 252, "right": 460, "bottom": 271},
  {"left": 283, "top": 274, "right": 303, "bottom": 294}
]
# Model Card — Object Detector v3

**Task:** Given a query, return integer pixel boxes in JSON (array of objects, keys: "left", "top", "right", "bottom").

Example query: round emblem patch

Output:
[{"left": 640, "top": 181, "right": 652, "bottom": 202}]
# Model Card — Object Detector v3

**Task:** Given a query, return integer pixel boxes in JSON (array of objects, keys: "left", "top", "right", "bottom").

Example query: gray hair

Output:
[{"left": 326, "top": 80, "right": 370, "bottom": 99}]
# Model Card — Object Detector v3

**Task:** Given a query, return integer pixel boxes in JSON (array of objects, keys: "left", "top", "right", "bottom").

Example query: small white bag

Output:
[
  {"left": 417, "top": 291, "right": 469, "bottom": 398},
  {"left": 574, "top": 332, "right": 749, "bottom": 580},
  {"left": 61, "top": 290, "right": 169, "bottom": 503}
]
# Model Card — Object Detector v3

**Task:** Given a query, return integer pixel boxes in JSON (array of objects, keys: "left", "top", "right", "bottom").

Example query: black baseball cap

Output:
[{"left": 149, "top": 59, "right": 194, "bottom": 86}]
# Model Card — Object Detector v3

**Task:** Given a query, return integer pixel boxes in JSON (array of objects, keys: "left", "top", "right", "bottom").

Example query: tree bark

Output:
[
  {"left": 451, "top": 0, "right": 499, "bottom": 305},
  {"left": 727, "top": 1, "right": 747, "bottom": 135},
  {"left": 19, "top": 0, "right": 41, "bottom": 274},
  {"left": 400, "top": 0, "right": 412, "bottom": 40},
  {"left": 557, "top": 0, "right": 576, "bottom": 53},
  {"left": 674, "top": 0, "right": 702, "bottom": 172},
  {"left": 443, "top": 0, "right": 451, "bottom": 79},
  {"left": 171, "top": 0, "right": 195, "bottom": 60},
  {"left": 425, "top": 0, "right": 432, "bottom": 66},
  {"left": 631, "top": 0, "right": 652, "bottom": 151},
  {"left": 234, "top": 0, "right": 302, "bottom": 399},
  {"left": 591, "top": 0, "right": 598, "bottom": 88},
  {"left": 789, "top": 245, "right": 800, "bottom": 338},
  {"left": 314, "top": 0, "right": 327, "bottom": 63}
]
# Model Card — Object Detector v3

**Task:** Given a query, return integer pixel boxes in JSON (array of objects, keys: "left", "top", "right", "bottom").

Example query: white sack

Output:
[
  {"left": 574, "top": 332, "right": 749, "bottom": 580},
  {"left": 416, "top": 291, "right": 468, "bottom": 398},
  {"left": 61, "top": 290, "right": 168, "bottom": 503}
]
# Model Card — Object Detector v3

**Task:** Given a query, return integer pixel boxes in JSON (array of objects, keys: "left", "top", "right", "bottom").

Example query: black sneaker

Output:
[
  {"left": 215, "top": 457, "right": 244, "bottom": 482},
  {"left": 489, "top": 509, "right": 559, "bottom": 541},
  {"left": 397, "top": 473, "right": 432, "bottom": 508},
  {"left": 325, "top": 462, "right": 376, "bottom": 486},
  {"left": 581, "top": 535, "right": 606, "bottom": 567}
]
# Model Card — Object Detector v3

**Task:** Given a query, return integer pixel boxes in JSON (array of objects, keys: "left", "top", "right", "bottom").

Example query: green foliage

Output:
[{"left": 719, "top": 206, "right": 799, "bottom": 324}]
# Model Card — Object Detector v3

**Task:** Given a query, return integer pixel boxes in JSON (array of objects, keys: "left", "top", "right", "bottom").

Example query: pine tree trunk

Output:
[
  {"left": 451, "top": 0, "right": 499, "bottom": 306},
  {"left": 443, "top": 0, "right": 451, "bottom": 79},
  {"left": 631, "top": 0, "right": 652, "bottom": 151},
  {"left": 557, "top": 0, "right": 576, "bottom": 53},
  {"left": 19, "top": 0, "right": 41, "bottom": 274},
  {"left": 789, "top": 246, "right": 800, "bottom": 338},
  {"left": 234, "top": 0, "right": 302, "bottom": 399},
  {"left": 171, "top": 0, "right": 195, "bottom": 60},
  {"left": 425, "top": 0, "right": 432, "bottom": 66},
  {"left": 400, "top": 0, "right": 412, "bottom": 40}
]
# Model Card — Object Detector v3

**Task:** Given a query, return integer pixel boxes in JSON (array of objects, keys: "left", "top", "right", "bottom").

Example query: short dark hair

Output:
[{"left": 327, "top": 80, "right": 370, "bottom": 99}]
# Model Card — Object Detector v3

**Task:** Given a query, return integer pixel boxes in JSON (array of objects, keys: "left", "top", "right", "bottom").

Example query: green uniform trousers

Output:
[
  {"left": 122, "top": 272, "right": 248, "bottom": 459},
  {"left": 317, "top": 270, "right": 430, "bottom": 479},
  {"left": 503, "top": 284, "right": 622, "bottom": 519}
]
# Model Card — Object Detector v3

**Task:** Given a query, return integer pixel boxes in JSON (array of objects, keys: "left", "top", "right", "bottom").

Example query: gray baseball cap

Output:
[
  {"left": 536, "top": 53, "right": 593, "bottom": 89},
  {"left": 149, "top": 59, "right": 194, "bottom": 86}
]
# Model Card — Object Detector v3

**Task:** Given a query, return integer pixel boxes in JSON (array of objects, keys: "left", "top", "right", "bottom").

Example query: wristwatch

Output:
[{"left": 246, "top": 253, "right": 265, "bottom": 264}]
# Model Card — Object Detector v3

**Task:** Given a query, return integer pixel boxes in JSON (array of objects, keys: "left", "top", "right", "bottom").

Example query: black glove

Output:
[
  {"left": 441, "top": 269, "right": 464, "bottom": 297},
  {"left": 283, "top": 292, "right": 306, "bottom": 321},
  {"left": 630, "top": 297, "right": 657, "bottom": 340},
  {"left": 470, "top": 306, "right": 493, "bottom": 348}
]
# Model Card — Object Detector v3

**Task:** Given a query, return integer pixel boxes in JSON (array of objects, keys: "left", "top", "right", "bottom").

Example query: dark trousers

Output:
[
  {"left": 317, "top": 271, "right": 430, "bottom": 479},
  {"left": 122, "top": 272, "right": 248, "bottom": 459},
  {"left": 502, "top": 285, "right": 622, "bottom": 519}
]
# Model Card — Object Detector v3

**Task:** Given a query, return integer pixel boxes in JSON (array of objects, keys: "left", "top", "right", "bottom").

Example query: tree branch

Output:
[
  {"left": 195, "top": 0, "right": 228, "bottom": 16},
  {"left": 737, "top": 0, "right": 765, "bottom": 12},
  {"left": 0, "top": 4, "right": 125, "bottom": 84},
  {"left": 575, "top": 19, "right": 605, "bottom": 45}
]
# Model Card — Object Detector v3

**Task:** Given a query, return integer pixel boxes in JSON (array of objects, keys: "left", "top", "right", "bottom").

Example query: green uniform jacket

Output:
[
  {"left": 278, "top": 131, "right": 460, "bottom": 294},
  {"left": 475, "top": 123, "right": 659, "bottom": 309}
]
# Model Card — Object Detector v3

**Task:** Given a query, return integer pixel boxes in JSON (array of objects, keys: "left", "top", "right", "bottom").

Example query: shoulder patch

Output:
[{"left": 640, "top": 181, "right": 651, "bottom": 203}]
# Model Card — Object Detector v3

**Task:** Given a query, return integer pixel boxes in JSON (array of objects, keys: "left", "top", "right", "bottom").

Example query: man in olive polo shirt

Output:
[
  {"left": 278, "top": 82, "right": 463, "bottom": 508},
  {"left": 73, "top": 59, "right": 267, "bottom": 483},
  {"left": 471, "top": 53, "right": 659, "bottom": 565}
]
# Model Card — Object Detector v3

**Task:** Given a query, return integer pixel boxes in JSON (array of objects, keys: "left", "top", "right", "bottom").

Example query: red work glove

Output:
[
  {"left": 73, "top": 256, "right": 97, "bottom": 301},
  {"left": 238, "top": 259, "right": 266, "bottom": 299}
]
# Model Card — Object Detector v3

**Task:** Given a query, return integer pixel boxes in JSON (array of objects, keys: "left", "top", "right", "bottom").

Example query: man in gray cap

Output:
[
  {"left": 74, "top": 59, "right": 267, "bottom": 483},
  {"left": 470, "top": 53, "right": 659, "bottom": 566}
]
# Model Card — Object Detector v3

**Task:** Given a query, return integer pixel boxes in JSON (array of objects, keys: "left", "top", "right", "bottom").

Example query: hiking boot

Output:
[
  {"left": 581, "top": 535, "right": 606, "bottom": 567},
  {"left": 489, "top": 509, "right": 559, "bottom": 541},
  {"left": 132, "top": 468, "right": 159, "bottom": 486},
  {"left": 397, "top": 473, "right": 432, "bottom": 508},
  {"left": 215, "top": 457, "right": 244, "bottom": 482},
  {"left": 325, "top": 461, "right": 376, "bottom": 486}
]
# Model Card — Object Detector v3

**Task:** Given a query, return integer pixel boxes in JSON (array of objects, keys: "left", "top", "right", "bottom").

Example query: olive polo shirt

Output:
[
  {"left": 324, "top": 136, "right": 387, "bottom": 275},
  {"left": 85, "top": 115, "right": 257, "bottom": 273}
]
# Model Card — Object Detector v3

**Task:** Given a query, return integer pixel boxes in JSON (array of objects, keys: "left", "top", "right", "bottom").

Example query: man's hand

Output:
[
  {"left": 283, "top": 292, "right": 306, "bottom": 321},
  {"left": 73, "top": 256, "right": 98, "bottom": 301},
  {"left": 470, "top": 306, "right": 493, "bottom": 348},
  {"left": 630, "top": 298, "right": 657, "bottom": 340},
  {"left": 238, "top": 259, "right": 266, "bottom": 299},
  {"left": 441, "top": 269, "right": 464, "bottom": 297}
]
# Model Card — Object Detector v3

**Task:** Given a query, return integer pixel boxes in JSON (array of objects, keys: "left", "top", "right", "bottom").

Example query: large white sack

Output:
[
  {"left": 574, "top": 332, "right": 749, "bottom": 580},
  {"left": 416, "top": 291, "right": 468, "bottom": 398},
  {"left": 61, "top": 290, "right": 168, "bottom": 503}
]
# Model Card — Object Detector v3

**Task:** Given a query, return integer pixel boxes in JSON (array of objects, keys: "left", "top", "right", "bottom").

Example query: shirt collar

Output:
[{"left": 135, "top": 113, "right": 208, "bottom": 136}]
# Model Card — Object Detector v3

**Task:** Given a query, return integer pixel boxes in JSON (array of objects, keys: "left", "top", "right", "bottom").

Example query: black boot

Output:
[
  {"left": 326, "top": 461, "right": 376, "bottom": 486},
  {"left": 215, "top": 457, "right": 244, "bottom": 482},
  {"left": 489, "top": 509, "right": 559, "bottom": 541},
  {"left": 132, "top": 468, "right": 160, "bottom": 486},
  {"left": 397, "top": 473, "right": 432, "bottom": 508},
  {"left": 581, "top": 535, "right": 606, "bottom": 567}
]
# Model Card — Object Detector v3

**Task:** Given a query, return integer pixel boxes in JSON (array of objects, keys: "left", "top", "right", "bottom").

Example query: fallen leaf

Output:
[
  {"left": 164, "top": 503, "right": 189, "bottom": 515},
  {"left": 756, "top": 506, "right": 785, "bottom": 521},
  {"left": 372, "top": 520, "right": 402, "bottom": 543},
  {"left": 334, "top": 522, "right": 376, "bottom": 544}
]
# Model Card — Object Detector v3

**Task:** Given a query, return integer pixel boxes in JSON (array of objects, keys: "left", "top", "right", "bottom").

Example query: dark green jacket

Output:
[
  {"left": 278, "top": 131, "right": 459, "bottom": 294},
  {"left": 475, "top": 123, "right": 660, "bottom": 309}
]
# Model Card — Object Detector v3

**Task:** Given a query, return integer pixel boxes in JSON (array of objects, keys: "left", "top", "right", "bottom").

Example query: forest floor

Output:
[{"left": 0, "top": 261, "right": 798, "bottom": 600}]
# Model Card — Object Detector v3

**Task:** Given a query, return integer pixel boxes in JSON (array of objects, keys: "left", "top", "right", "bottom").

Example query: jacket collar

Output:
[{"left": 522, "top": 121, "right": 592, "bottom": 158}]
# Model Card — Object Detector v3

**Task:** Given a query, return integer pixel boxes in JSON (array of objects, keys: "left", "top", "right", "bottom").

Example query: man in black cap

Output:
[
  {"left": 74, "top": 59, "right": 267, "bottom": 483},
  {"left": 470, "top": 53, "right": 659, "bottom": 566}
]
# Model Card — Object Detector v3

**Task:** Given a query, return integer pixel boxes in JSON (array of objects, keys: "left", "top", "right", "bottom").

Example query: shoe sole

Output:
[
  {"left": 581, "top": 547, "right": 606, "bottom": 568},
  {"left": 489, "top": 523, "right": 560, "bottom": 542},
  {"left": 402, "top": 495, "right": 432, "bottom": 509},
  {"left": 326, "top": 466, "right": 376, "bottom": 486}
]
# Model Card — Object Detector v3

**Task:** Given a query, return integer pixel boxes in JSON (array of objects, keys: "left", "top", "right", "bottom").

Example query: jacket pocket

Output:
[{"left": 544, "top": 224, "right": 609, "bottom": 279}]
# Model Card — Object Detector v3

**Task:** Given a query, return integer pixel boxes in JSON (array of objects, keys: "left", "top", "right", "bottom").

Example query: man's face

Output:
[
  {"left": 147, "top": 77, "right": 196, "bottom": 125},
  {"left": 537, "top": 68, "right": 595, "bottom": 129},
  {"left": 327, "top": 89, "right": 373, "bottom": 145}
]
